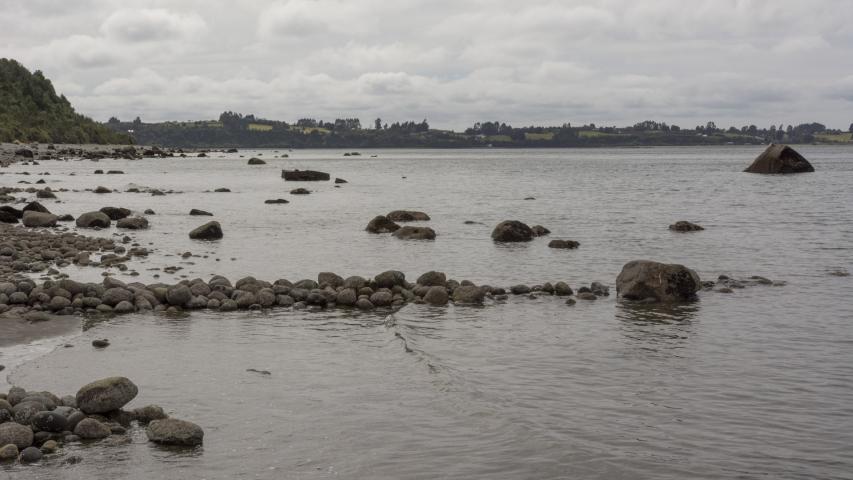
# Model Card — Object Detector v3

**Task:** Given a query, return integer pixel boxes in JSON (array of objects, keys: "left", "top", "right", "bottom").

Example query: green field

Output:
[
  {"left": 248, "top": 123, "right": 273, "bottom": 131},
  {"left": 815, "top": 132, "right": 853, "bottom": 143},
  {"left": 578, "top": 130, "right": 621, "bottom": 138},
  {"left": 524, "top": 132, "right": 554, "bottom": 140},
  {"left": 485, "top": 135, "right": 512, "bottom": 142}
]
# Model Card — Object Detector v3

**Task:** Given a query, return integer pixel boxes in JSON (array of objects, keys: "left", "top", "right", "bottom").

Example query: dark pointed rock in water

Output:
[
  {"left": 281, "top": 169, "right": 330, "bottom": 181},
  {"left": 189, "top": 221, "right": 223, "bottom": 240},
  {"left": 0, "top": 422, "right": 33, "bottom": 449},
  {"left": 548, "top": 239, "right": 580, "bottom": 249},
  {"left": 0, "top": 205, "right": 23, "bottom": 220},
  {"left": 23, "top": 201, "right": 51, "bottom": 214},
  {"left": 334, "top": 177, "right": 347, "bottom": 184},
  {"left": 669, "top": 221, "right": 704, "bottom": 232},
  {"left": 247, "top": 158, "right": 266, "bottom": 165},
  {"left": 76, "top": 211, "right": 111, "bottom": 228},
  {"left": 264, "top": 198, "right": 289, "bottom": 204},
  {"left": 290, "top": 188, "right": 310, "bottom": 195},
  {"left": 76, "top": 377, "right": 138, "bottom": 414},
  {"left": 22, "top": 211, "right": 58, "bottom": 227},
  {"left": 146, "top": 418, "right": 204, "bottom": 446},
  {"left": 491, "top": 220, "right": 534, "bottom": 242},
  {"left": 100, "top": 207, "right": 131, "bottom": 220},
  {"left": 73, "top": 418, "right": 111, "bottom": 439},
  {"left": 386, "top": 210, "right": 430, "bottom": 222},
  {"left": 616, "top": 260, "right": 701, "bottom": 303},
  {"left": 392, "top": 225, "right": 436, "bottom": 240},
  {"left": 744, "top": 144, "right": 814, "bottom": 174},
  {"left": 189, "top": 209, "right": 213, "bottom": 216},
  {"left": 365, "top": 215, "right": 400, "bottom": 233},
  {"left": 530, "top": 225, "right": 550, "bottom": 237}
]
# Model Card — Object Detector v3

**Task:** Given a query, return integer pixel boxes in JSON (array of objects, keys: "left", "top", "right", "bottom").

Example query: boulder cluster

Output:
[{"left": 0, "top": 376, "right": 202, "bottom": 465}]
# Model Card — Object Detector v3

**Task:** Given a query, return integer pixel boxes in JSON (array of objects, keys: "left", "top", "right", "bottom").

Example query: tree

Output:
[
  {"left": 849, "top": 123, "right": 853, "bottom": 133},
  {"left": 374, "top": 118, "right": 382, "bottom": 130}
]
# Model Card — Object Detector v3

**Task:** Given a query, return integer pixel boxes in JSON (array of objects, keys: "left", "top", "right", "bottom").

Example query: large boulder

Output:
[
  {"left": 281, "top": 169, "right": 330, "bottom": 181},
  {"left": 76, "top": 376, "right": 139, "bottom": 414},
  {"left": 491, "top": 220, "right": 534, "bottom": 242},
  {"left": 189, "top": 221, "right": 223, "bottom": 240},
  {"left": 0, "top": 422, "right": 33, "bottom": 449},
  {"left": 76, "top": 211, "right": 111, "bottom": 228},
  {"left": 615, "top": 260, "right": 701, "bottom": 302},
  {"left": 31, "top": 411, "right": 68, "bottom": 433},
  {"left": 146, "top": 418, "right": 204, "bottom": 446},
  {"left": 374, "top": 270, "right": 405, "bottom": 289},
  {"left": 23, "top": 201, "right": 50, "bottom": 214},
  {"left": 744, "top": 144, "right": 814, "bottom": 174},
  {"left": 22, "top": 211, "right": 57, "bottom": 228},
  {"left": 386, "top": 210, "right": 430, "bottom": 222},
  {"left": 392, "top": 225, "right": 436, "bottom": 240},
  {"left": 365, "top": 215, "right": 400, "bottom": 233},
  {"left": 417, "top": 271, "right": 446, "bottom": 286},
  {"left": 99, "top": 207, "right": 131, "bottom": 220},
  {"left": 117, "top": 216, "right": 149, "bottom": 229}
]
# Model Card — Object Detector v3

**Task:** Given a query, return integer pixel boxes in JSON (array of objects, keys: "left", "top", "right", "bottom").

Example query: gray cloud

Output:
[{"left": 2, "top": 0, "right": 851, "bottom": 129}]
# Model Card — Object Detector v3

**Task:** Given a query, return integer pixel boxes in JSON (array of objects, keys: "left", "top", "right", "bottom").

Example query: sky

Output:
[{"left": 3, "top": 0, "right": 853, "bottom": 130}]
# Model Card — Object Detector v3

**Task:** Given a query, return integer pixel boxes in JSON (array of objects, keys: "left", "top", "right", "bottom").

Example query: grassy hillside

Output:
[{"left": 0, "top": 58, "right": 130, "bottom": 144}]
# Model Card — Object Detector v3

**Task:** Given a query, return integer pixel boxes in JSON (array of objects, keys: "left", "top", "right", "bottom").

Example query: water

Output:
[{"left": 2, "top": 146, "right": 853, "bottom": 479}]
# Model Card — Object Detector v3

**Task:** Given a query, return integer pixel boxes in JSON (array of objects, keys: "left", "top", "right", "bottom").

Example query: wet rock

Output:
[
  {"left": 189, "top": 209, "right": 213, "bottom": 216},
  {"left": 31, "top": 411, "right": 68, "bottom": 433},
  {"left": 392, "top": 225, "right": 436, "bottom": 240},
  {"left": 146, "top": 418, "right": 204, "bottom": 446},
  {"left": 355, "top": 298, "right": 374, "bottom": 310},
  {"left": 452, "top": 285, "right": 485, "bottom": 304},
  {"left": 554, "top": 281, "right": 573, "bottom": 296},
  {"left": 616, "top": 260, "right": 701, "bottom": 302},
  {"left": 132, "top": 405, "right": 168, "bottom": 424},
  {"left": 590, "top": 282, "right": 609, "bottom": 296},
  {"left": 318, "top": 272, "right": 344, "bottom": 288},
  {"left": 530, "top": 225, "right": 550, "bottom": 236},
  {"left": 0, "top": 444, "right": 18, "bottom": 461},
  {"left": 12, "top": 401, "right": 44, "bottom": 424},
  {"left": 76, "top": 376, "right": 138, "bottom": 414},
  {"left": 369, "top": 290, "right": 393, "bottom": 307},
  {"left": 669, "top": 221, "right": 704, "bottom": 232},
  {"left": 365, "top": 215, "right": 400, "bottom": 233},
  {"left": 281, "top": 169, "right": 330, "bottom": 181},
  {"left": 423, "top": 286, "right": 449, "bottom": 305},
  {"left": 19, "top": 446, "right": 43, "bottom": 463},
  {"left": 94, "top": 186, "right": 112, "bottom": 194},
  {"left": 334, "top": 177, "right": 347, "bottom": 184},
  {"left": 264, "top": 198, "right": 289, "bottom": 204},
  {"left": 99, "top": 207, "right": 131, "bottom": 220},
  {"left": 23, "top": 201, "right": 51, "bottom": 214},
  {"left": 73, "top": 418, "right": 111, "bottom": 439},
  {"left": 510, "top": 284, "right": 531, "bottom": 295},
  {"left": 214, "top": 188, "right": 231, "bottom": 192},
  {"left": 577, "top": 292, "right": 597, "bottom": 301},
  {"left": 76, "top": 211, "right": 111, "bottom": 228},
  {"left": 744, "top": 144, "right": 814, "bottom": 174},
  {"left": 374, "top": 270, "right": 405, "bottom": 289},
  {"left": 417, "top": 271, "right": 446, "bottom": 286},
  {"left": 491, "top": 220, "right": 534, "bottom": 242},
  {"left": 189, "top": 221, "right": 223, "bottom": 240},
  {"left": 116, "top": 217, "right": 149, "bottom": 229},
  {"left": 166, "top": 285, "right": 191, "bottom": 306},
  {"left": 336, "top": 288, "right": 357, "bottom": 306},
  {"left": 0, "top": 422, "right": 33, "bottom": 449},
  {"left": 22, "top": 211, "right": 58, "bottom": 228},
  {"left": 40, "top": 439, "right": 58, "bottom": 453},
  {"left": 247, "top": 158, "right": 266, "bottom": 165},
  {"left": 548, "top": 239, "right": 580, "bottom": 249},
  {"left": 386, "top": 210, "right": 430, "bottom": 222}
]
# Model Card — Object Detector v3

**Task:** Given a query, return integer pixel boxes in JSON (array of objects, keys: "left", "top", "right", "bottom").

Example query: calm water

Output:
[{"left": 2, "top": 146, "right": 853, "bottom": 479}]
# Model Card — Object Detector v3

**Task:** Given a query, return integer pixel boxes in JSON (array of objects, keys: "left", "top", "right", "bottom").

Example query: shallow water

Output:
[{"left": 2, "top": 146, "right": 853, "bottom": 479}]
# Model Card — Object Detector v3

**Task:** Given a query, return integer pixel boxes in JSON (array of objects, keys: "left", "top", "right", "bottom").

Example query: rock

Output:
[
  {"left": 530, "top": 225, "right": 550, "bottom": 236},
  {"left": 336, "top": 288, "right": 357, "bottom": 306},
  {"left": 23, "top": 201, "right": 51, "bottom": 214},
  {"left": 264, "top": 198, "right": 289, "bottom": 204},
  {"left": 189, "top": 209, "right": 213, "bottom": 216},
  {"left": 510, "top": 284, "right": 531, "bottom": 295},
  {"left": 392, "top": 225, "right": 436, "bottom": 240},
  {"left": 290, "top": 188, "right": 310, "bottom": 195},
  {"left": 22, "top": 211, "right": 58, "bottom": 227},
  {"left": 386, "top": 210, "right": 430, "bottom": 222},
  {"left": 107, "top": 170, "right": 124, "bottom": 174},
  {"left": 65, "top": 411, "right": 85, "bottom": 431},
  {"left": 554, "top": 281, "right": 573, "bottom": 296},
  {"left": 491, "top": 220, "right": 534, "bottom": 242},
  {"left": 99, "top": 207, "right": 131, "bottom": 220},
  {"left": 132, "top": 405, "right": 168, "bottom": 424},
  {"left": 417, "top": 271, "right": 446, "bottom": 286},
  {"left": 31, "top": 411, "right": 68, "bottom": 433},
  {"left": 0, "top": 444, "right": 18, "bottom": 461},
  {"left": 144, "top": 209, "right": 155, "bottom": 215},
  {"left": 669, "top": 221, "right": 704, "bottom": 232},
  {"left": 744, "top": 144, "right": 814, "bottom": 174},
  {"left": 14, "top": 148, "right": 34, "bottom": 158},
  {"left": 166, "top": 284, "right": 192, "bottom": 306},
  {"left": 452, "top": 285, "right": 485, "bottom": 304},
  {"left": 19, "top": 446, "right": 42, "bottom": 463},
  {"left": 114, "top": 300, "right": 135, "bottom": 313},
  {"left": 355, "top": 298, "right": 374, "bottom": 310},
  {"left": 577, "top": 292, "right": 597, "bottom": 300},
  {"left": 423, "top": 286, "right": 449, "bottom": 305},
  {"left": 366, "top": 215, "right": 400, "bottom": 233},
  {"left": 548, "top": 239, "right": 580, "bottom": 249},
  {"left": 36, "top": 189, "right": 56, "bottom": 199},
  {"left": 146, "top": 418, "right": 204, "bottom": 446},
  {"left": 318, "top": 272, "right": 344, "bottom": 288},
  {"left": 116, "top": 216, "right": 149, "bottom": 229},
  {"left": 214, "top": 188, "right": 231, "bottom": 192},
  {"left": 374, "top": 270, "right": 405, "bottom": 289},
  {"left": 94, "top": 186, "right": 112, "bottom": 194},
  {"left": 40, "top": 439, "right": 58, "bottom": 453},
  {"left": 102, "top": 287, "right": 132, "bottom": 306},
  {"left": 73, "top": 418, "right": 111, "bottom": 439},
  {"left": 281, "top": 169, "right": 330, "bottom": 181},
  {"left": 590, "top": 282, "right": 609, "bottom": 296},
  {"left": 247, "top": 158, "right": 266, "bottom": 165},
  {"left": 189, "top": 221, "right": 223, "bottom": 240},
  {"left": 76, "top": 376, "right": 139, "bottom": 414},
  {"left": 616, "top": 260, "right": 701, "bottom": 302},
  {"left": 76, "top": 211, "right": 111, "bottom": 228},
  {"left": 334, "top": 177, "right": 347, "bottom": 184},
  {"left": 369, "top": 291, "right": 393, "bottom": 307},
  {"left": 12, "top": 401, "right": 44, "bottom": 424},
  {"left": 0, "top": 422, "right": 33, "bottom": 448}
]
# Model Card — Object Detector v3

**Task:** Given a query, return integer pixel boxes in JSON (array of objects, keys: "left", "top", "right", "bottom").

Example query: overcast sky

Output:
[{"left": 3, "top": 0, "right": 853, "bottom": 130}]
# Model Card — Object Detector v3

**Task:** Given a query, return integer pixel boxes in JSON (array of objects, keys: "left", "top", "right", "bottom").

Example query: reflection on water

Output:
[{"left": 615, "top": 299, "right": 701, "bottom": 324}]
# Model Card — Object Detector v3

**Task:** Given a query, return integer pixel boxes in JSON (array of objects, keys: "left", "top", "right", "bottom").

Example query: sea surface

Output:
[{"left": 2, "top": 146, "right": 852, "bottom": 479}]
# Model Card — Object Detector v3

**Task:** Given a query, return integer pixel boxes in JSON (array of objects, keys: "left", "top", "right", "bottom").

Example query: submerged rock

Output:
[
  {"left": 146, "top": 418, "right": 204, "bottom": 446},
  {"left": 491, "top": 220, "right": 534, "bottom": 242},
  {"left": 387, "top": 210, "right": 430, "bottom": 222},
  {"left": 616, "top": 260, "right": 701, "bottom": 302},
  {"left": 669, "top": 221, "right": 704, "bottom": 232},
  {"left": 365, "top": 215, "right": 400, "bottom": 233},
  {"left": 281, "top": 170, "right": 330, "bottom": 181},
  {"left": 392, "top": 225, "right": 436, "bottom": 240},
  {"left": 548, "top": 239, "right": 579, "bottom": 249},
  {"left": 744, "top": 144, "right": 814, "bottom": 174}
]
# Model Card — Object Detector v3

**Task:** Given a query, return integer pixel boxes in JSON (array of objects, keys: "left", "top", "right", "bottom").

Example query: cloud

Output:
[{"left": 101, "top": 8, "right": 206, "bottom": 43}]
